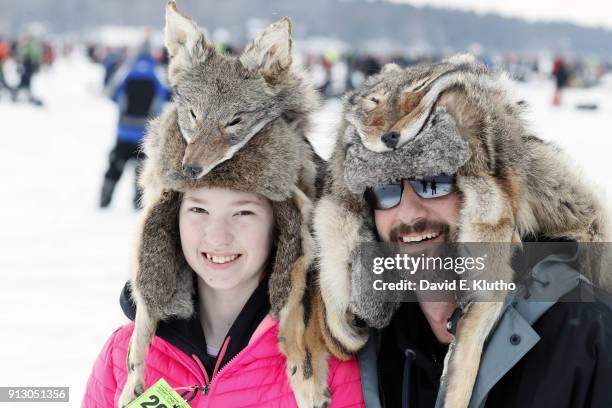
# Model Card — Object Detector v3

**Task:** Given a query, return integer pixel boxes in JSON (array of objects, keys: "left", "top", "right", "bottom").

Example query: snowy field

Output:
[{"left": 0, "top": 53, "right": 610, "bottom": 407}]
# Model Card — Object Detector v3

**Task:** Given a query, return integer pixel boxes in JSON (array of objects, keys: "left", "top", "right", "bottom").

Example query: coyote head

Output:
[
  {"left": 344, "top": 55, "right": 496, "bottom": 153},
  {"left": 165, "top": 0, "right": 297, "bottom": 179}
]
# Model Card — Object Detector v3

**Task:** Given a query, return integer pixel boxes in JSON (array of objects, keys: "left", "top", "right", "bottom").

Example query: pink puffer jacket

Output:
[{"left": 82, "top": 315, "right": 364, "bottom": 407}]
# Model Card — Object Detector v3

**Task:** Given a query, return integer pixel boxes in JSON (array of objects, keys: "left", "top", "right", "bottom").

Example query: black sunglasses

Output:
[{"left": 365, "top": 175, "right": 457, "bottom": 210}]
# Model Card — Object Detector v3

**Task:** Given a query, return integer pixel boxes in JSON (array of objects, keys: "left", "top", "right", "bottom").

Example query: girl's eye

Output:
[
  {"left": 189, "top": 109, "right": 197, "bottom": 120},
  {"left": 227, "top": 117, "right": 241, "bottom": 127},
  {"left": 190, "top": 207, "right": 208, "bottom": 214},
  {"left": 235, "top": 210, "right": 254, "bottom": 216}
]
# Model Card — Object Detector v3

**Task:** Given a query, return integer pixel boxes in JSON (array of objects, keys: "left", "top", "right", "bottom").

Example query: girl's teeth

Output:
[{"left": 206, "top": 254, "right": 239, "bottom": 264}]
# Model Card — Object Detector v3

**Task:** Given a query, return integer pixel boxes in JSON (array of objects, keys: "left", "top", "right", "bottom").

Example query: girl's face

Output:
[{"left": 179, "top": 187, "right": 275, "bottom": 292}]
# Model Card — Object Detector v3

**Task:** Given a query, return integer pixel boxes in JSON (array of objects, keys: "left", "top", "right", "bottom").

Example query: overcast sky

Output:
[{"left": 391, "top": 0, "right": 612, "bottom": 30}]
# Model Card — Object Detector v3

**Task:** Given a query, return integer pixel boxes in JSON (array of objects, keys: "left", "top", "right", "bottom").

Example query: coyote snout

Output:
[
  {"left": 181, "top": 136, "right": 233, "bottom": 179},
  {"left": 381, "top": 131, "right": 400, "bottom": 149}
]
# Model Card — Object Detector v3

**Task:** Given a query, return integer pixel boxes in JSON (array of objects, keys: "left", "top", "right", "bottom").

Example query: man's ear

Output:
[
  {"left": 165, "top": 0, "right": 209, "bottom": 77},
  {"left": 239, "top": 17, "right": 293, "bottom": 84}
]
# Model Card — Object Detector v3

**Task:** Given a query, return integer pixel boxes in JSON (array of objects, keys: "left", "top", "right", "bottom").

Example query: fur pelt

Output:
[
  {"left": 313, "top": 54, "right": 611, "bottom": 408},
  {"left": 118, "top": 3, "right": 333, "bottom": 407},
  {"left": 121, "top": 107, "right": 333, "bottom": 408},
  {"left": 135, "top": 104, "right": 313, "bottom": 319}
]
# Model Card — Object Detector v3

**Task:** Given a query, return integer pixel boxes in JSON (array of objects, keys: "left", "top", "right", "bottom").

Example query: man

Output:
[
  {"left": 99, "top": 40, "right": 170, "bottom": 209},
  {"left": 362, "top": 177, "right": 612, "bottom": 408},
  {"left": 313, "top": 55, "right": 612, "bottom": 408}
]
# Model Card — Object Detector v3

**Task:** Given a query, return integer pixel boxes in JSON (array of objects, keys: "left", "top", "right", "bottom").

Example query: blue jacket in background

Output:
[{"left": 110, "top": 53, "right": 170, "bottom": 144}]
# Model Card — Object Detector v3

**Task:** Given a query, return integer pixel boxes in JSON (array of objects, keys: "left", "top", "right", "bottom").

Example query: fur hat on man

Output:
[
  {"left": 117, "top": 2, "right": 331, "bottom": 408},
  {"left": 313, "top": 55, "right": 610, "bottom": 407}
]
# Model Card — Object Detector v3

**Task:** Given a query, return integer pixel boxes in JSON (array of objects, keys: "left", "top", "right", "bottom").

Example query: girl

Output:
[{"left": 82, "top": 185, "right": 365, "bottom": 407}]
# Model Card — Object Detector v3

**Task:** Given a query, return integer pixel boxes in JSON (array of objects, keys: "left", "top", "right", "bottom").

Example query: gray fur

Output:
[
  {"left": 349, "top": 217, "right": 400, "bottom": 328},
  {"left": 142, "top": 105, "right": 313, "bottom": 202},
  {"left": 135, "top": 190, "right": 194, "bottom": 320},
  {"left": 343, "top": 107, "right": 471, "bottom": 194},
  {"left": 171, "top": 51, "right": 319, "bottom": 156},
  {"left": 165, "top": 3, "right": 318, "bottom": 178}
]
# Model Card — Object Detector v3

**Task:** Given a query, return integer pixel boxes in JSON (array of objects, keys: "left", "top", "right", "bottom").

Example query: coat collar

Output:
[
  {"left": 464, "top": 252, "right": 586, "bottom": 408},
  {"left": 120, "top": 273, "right": 271, "bottom": 376}
]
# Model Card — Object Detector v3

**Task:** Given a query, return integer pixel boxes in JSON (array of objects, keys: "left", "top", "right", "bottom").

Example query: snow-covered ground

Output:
[{"left": 0, "top": 53, "right": 610, "bottom": 407}]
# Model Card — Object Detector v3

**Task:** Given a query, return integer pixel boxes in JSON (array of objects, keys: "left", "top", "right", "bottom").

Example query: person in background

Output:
[
  {"left": 0, "top": 36, "right": 12, "bottom": 99},
  {"left": 102, "top": 47, "right": 126, "bottom": 86},
  {"left": 14, "top": 32, "right": 43, "bottom": 105},
  {"left": 551, "top": 56, "right": 570, "bottom": 106},
  {"left": 99, "top": 40, "right": 170, "bottom": 209}
]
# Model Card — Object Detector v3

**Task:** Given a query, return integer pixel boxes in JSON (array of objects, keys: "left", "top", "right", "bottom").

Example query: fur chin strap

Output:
[
  {"left": 349, "top": 211, "right": 401, "bottom": 328},
  {"left": 268, "top": 198, "right": 306, "bottom": 316},
  {"left": 343, "top": 107, "right": 471, "bottom": 194},
  {"left": 134, "top": 190, "right": 195, "bottom": 320}
]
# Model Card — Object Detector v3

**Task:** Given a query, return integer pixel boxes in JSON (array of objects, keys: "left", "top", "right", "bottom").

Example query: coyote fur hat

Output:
[
  {"left": 313, "top": 55, "right": 610, "bottom": 407},
  {"left": 118, "top": 2, "right": 330, "bottom": 408}
]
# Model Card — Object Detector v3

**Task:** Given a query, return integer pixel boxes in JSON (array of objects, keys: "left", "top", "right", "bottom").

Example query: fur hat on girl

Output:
[{"left": 118, "top": 2, "right": 331, "bottom": 407}]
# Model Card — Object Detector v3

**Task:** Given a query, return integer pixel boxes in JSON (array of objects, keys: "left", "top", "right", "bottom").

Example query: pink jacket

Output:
[{"left": 82, "top": 315, "right": 364, "bottom": 407}]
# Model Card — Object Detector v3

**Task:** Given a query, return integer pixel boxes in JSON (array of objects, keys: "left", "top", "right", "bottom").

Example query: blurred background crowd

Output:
[{"left": 3, "top": 27, "right": 610, "bottom": 105}]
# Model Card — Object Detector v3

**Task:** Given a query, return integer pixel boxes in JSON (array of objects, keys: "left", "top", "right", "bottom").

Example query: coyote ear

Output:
[
  {"left": 165, "top": 0, "right": 209, "bottom": 70},
  {"left": 381, "top": 63, "right": 401, "bottom": 74},
  {"left": 443, "top": 53, "right": 478, "bottom": 66},
  {"left": 239, "top": 17, "right": 292, "bottom": 84}
]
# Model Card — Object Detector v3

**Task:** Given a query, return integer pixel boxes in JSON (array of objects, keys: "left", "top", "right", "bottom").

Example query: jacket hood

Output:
[{"left": 343, "top": 107, "right": 471, "bottom": 194}]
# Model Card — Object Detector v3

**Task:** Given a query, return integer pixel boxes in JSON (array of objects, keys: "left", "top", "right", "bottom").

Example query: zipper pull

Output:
[
  {"left": 174, "top": 385, "right": 201, "bottom": 404},
  {"left": 191, "top": 354, "right": 210, "bottom": 397}
]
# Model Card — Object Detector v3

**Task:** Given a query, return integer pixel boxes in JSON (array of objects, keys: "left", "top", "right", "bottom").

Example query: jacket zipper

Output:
[
  {"left": 190, "top": 323, "right": 275, "bottom": 397},
  {"left": 193, "top": 336, "right": 244, "bottom": 396}
]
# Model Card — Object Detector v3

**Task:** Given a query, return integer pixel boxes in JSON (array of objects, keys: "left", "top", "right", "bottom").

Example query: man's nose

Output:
[{"left": 396, "top": 180, "right": 429, "bottom": 223}]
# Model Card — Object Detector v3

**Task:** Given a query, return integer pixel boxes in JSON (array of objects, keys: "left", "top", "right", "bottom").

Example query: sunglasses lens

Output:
[
  {"left": 367, "top": 183, "right": 403, "bottom": 209},
  {"left": 410, "top": 175, "right": 456, "bottom": 199}
]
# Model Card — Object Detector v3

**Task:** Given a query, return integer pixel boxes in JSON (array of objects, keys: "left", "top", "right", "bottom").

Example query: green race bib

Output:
[{"left": 126, "top": 378, "right": 191, "bottom": 408}]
